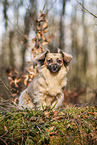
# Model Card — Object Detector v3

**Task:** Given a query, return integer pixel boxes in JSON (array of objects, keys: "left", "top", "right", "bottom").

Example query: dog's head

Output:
[{"left": 37, "top": 49, "right": 72, "bottom": 73}]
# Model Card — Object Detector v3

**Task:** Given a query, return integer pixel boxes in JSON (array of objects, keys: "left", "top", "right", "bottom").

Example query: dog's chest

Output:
[{"left": 38, "top": 66, "right": 67, "bottom": 96}]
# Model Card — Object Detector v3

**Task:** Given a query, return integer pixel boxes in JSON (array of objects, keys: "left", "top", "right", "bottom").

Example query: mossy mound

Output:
[{"left": 0, "top": 102, "right": 97, "bottom": 145}]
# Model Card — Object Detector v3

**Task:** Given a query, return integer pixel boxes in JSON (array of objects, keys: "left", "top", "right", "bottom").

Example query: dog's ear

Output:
[
  {"left": 36, "top": 49, "right": 50, "bottom": 66},
  {"left": 58, "top": 48, "right": 72, "bottom": 66}
]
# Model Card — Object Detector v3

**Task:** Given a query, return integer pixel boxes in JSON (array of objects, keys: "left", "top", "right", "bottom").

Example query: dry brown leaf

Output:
[
  {"left": 49, "top": 34, "right": 55, "bottom": 38},
  {"left": 47, "top": 38, "right": 50, "bottom": 43},
  {"left": 37, "top": 33, "right": 41, "bottom": 39},
  {"left": 14, "top": 78, "right": 21, "bottom": 88},
  {"left": 27, "top": 61, "right": 32, "bottom": 63},
  {"left": 42, "top": 42, "right": 48, "bottom": 46},
  {"left": 41, "top": 14, "right": 46, "bottom": 17},
  {"left": 8, "top": 76, "right": 13, "bottom": 81},
  {"left": 24, "top": 75, "right": 29, "bottom": 86},
  {"left": 37, "top": 18, "right": 45, "bottom": 22},
  {"left": 4, "top": 126, "right": 8, "bottom": 132},
  {"left": 11, "top": 93, "right": 17, "bottom": 97},
  {"left": 39, "top": 46, "right": 43, "bottom": 49},
  {"left": 24, "top": 35, "right": 28, "bottom": 40},
  {"left": 26, "top": 44, "right": 30, "bottom": 47},
  {"left": 32, "top": 38, "right": 36, "bottom": 43},
  {"left": 21, "top": 40, "right": 24, "bottom": 45},
  {"left": 43, "top": 36, "right": 45, "bottom": 41},
  {"left": 89, "top": 112, "right": 94, "bottom": 115},
  {"left": 36, "top": 25, "right": 40, "bottom": 30},
  {"left": 43, "top": 30, "right": 48, "bottom": 33},
  {"left": 43, "top": 23, "right": 48, "bottom": 29}
]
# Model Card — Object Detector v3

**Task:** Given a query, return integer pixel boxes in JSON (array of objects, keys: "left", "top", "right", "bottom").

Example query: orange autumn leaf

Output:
[
  {"left": 49, "top": 34, "right": 55, "bottom": 38},
  {"left": 42, "top": 42, "right": 48, "bottom": 46},
  {"left": 43, "top": 23, "right": 48, "bottom": 29},
  {"left": 39, "top": 46, "right": 43, "bottom": 49},
  {"left": 41, "top": 14, "right": 46, "bottom": 17},
  {"left": 11, "top": 93, "right": 17, "bottom": 97},
  {"left": 26, "top": 44, "right": 30, "bottom": 47},
  {"left": 24, "top": 35, "right": 28, "bottom": 40},
  {"left": 37, "top": 18, "right": 45, "bottom": 22},
  {"left": 24, "top": 75, "right": 29, "bottom": 86},
  {"left": 47, "top": 38, "right": 50, "bottom": 43},
  {"left": 14, "top": 78, "right": 21, "bottom": 88},
  {"left": 4, "top": 126, "right": 8, "bottom": 132},
  {"left": 21, "top": 40, "right": 24, "bottom": 45},
  {"left": 89, "top": 112, "right": 94, "bottom": 115},
  {"left": 27, "top": 61, "right": 32, "bottom": 63},
  {"left": 32, "top": 38, "right": 36, "bottom": 43},
  {"left": 43, "top": 30, "right": 48, "bottom": 33},
  {"left": 36, "top": 25, "right": 40, "bottom": 30},
  {"left": 37, "top": 33, "right": 41, "bottom": 39}
]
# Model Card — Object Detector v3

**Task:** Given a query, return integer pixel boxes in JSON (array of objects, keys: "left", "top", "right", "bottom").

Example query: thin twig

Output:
[
  {"left": 36, "top": 125, "right": 43, "bottom": 134},
  {"left": 46, "top": 0, "right": 57, "bottom": 15},
  {"left": 0, "top": 137, "right": 8, "bottom": 145},
  {"left": 41, "top": 0, "right": 57, "bottom": 15},
  {"left": 0, "top": 127, "right": 14, "bottom": 138},
  {"left": 74, "top": 119, "right": 83, "bottom": 144},
  {"left": 40, "top": 1, "right": 47, "bottom": 14},
  {"left": 76, "top": 0, "right": 97, "bottom": 18},
  {"left": 0, "top": 79, "right": 12, "bottom": 96},
  {"left": 21, "top": 130, "right": 24, "bottom": 145}
]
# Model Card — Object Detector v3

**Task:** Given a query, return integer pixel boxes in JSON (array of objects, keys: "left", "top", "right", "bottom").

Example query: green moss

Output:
[{"left": 0, "top": 104, "right": 97, "bottom": 145}]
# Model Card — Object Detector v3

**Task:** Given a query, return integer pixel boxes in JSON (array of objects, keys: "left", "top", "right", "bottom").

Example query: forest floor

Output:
[{"left": 0, "top": 98, "right": 97, "bottom": 145}]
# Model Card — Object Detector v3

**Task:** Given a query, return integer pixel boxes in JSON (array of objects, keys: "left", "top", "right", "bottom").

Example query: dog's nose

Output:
[{"left": 53, "top": 64, "right": 57, "bottom": 70}]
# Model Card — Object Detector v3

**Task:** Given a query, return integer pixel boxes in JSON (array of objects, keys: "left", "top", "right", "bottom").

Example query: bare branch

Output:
[
  {"left": 0, "top": 127, "right": 14, "bottom": 138},
  {"left": 76, "top": 0, "right": 97, "bottom": 19},
  {"left": 0, "top": 79, "right": 12, "bottom": 96}
]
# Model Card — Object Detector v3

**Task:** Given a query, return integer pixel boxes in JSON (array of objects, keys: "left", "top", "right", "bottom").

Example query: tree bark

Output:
[
  {"left": 59, "top": 0, "right": 66, "bottom": 50},
  {"left": 9, "top": 31, "right": 15, "bottom": 68},
  {"left": 21, "top": 0, "right": 37, "bottom": 71}
]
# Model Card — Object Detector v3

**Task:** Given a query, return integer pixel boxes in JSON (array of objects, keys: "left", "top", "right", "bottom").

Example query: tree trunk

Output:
[
  {"left": 9, "top": 31, "right": 15, "bottom": 68},
  {"left": 59, "top": 0, "right": 66, "bottom": 50},
  {"left": 82, "top": 0, "right": 87, "bottom": 75},
  {"left": 21, "top": 0, "right": 37, "bottom": 71}
]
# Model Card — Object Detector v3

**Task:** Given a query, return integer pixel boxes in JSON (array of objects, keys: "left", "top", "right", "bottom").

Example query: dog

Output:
[{"left": 18, "top": 49, "right": 72, "bottom": 109}]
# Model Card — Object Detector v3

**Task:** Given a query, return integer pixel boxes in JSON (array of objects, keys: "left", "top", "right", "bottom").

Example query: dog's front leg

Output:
[
  {"left": 18, "top": 89, "right": 34, "bottom": 109},
  {"left": 51, "top": 93, "right": 64, "bottom": 109}
]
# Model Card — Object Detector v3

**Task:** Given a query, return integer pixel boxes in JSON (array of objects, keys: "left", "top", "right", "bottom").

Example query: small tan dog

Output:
[{"left": 18, "top": 49, "right": 72, "bottom": 109}]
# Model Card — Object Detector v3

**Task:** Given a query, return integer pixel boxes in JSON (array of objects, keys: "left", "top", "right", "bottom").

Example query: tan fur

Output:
[{"left": 18, "top": 50, "right": 72, "bottom": 109}]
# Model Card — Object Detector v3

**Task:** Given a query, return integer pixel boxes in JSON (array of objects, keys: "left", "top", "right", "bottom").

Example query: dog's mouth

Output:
[{"left": 47, "top": 64, "right": 61, "bottom": 73}]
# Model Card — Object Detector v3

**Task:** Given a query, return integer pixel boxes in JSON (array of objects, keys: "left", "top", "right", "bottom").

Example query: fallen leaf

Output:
[
  {"left": 11, "top": 93, "right": 17, "bottom": 97},
  {"left": 89, "top": 112, "right": 94, "bottom": 115},
  {"left": 4, "top": 126, "right": 8, "bottom": 132}
]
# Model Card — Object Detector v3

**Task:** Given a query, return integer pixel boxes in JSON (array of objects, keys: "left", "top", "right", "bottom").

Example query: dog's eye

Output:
[
  {"left": 47, "top": 58, "right": 53, "bottom": 63},
  {"left": 57, "top": 58, "right": 62, "bottom": 64}
]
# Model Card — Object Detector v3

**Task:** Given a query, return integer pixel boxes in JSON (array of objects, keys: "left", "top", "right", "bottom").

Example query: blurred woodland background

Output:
[{"left": 0, "top": 0, "right": 97, "bottom": 105}]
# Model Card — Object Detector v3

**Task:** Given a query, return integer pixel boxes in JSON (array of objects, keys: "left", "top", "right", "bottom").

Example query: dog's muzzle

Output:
[{"left": 47, "top": 64, "right": 61, "bottom": 73}]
